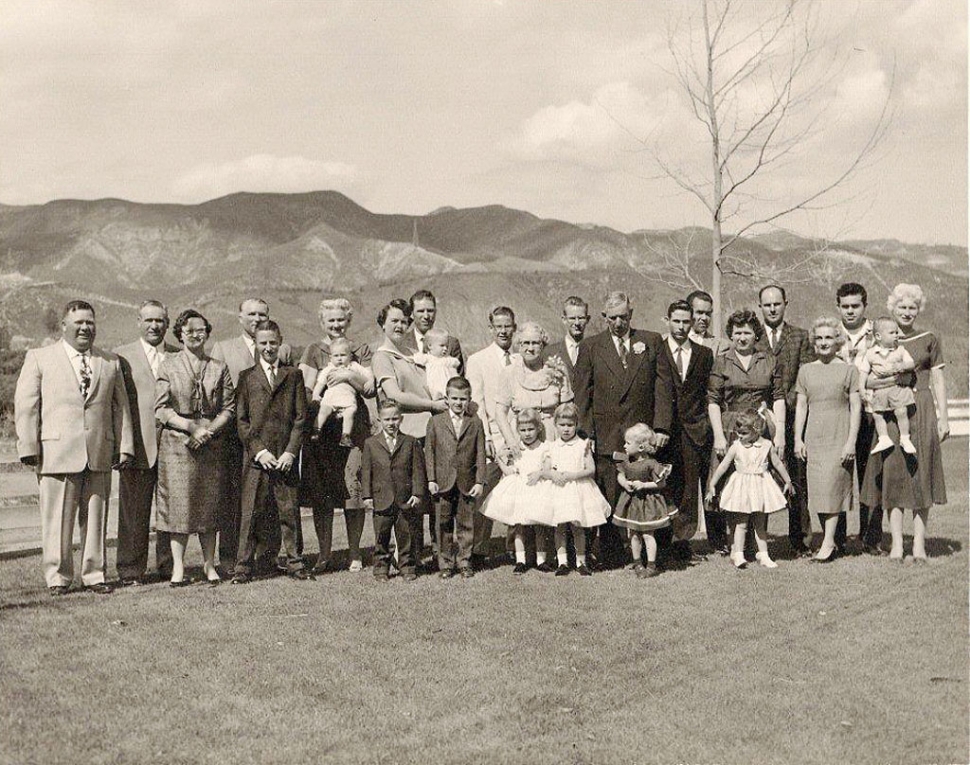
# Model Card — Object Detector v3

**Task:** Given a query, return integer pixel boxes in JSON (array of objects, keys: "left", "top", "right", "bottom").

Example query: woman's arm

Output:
[
  {"left": 379, "top": 377, "right": 446, "bottom": 413},
  {"left": 794, "top": 392, "right": 808, "bottom": 460},
  {"left": 844, "top": 390, "right": 862, "bottom": 463},
  {"left": 299, "top": 362, "right": 318, "bottom": 392},
  {"left": 206, "top": 365, "right": 236, "bottom": 437},
  {"left": 768, "top": 446, "right": 792, "bottom": 490},
  {"left": 495, "top": 402, "right": 519, "bottom": 457},
  {"left": 708, "top": 403, "right": 727, "bottom": 455},
  {"left": 772, "top": 399, "right": 786, "bottom": 456}
]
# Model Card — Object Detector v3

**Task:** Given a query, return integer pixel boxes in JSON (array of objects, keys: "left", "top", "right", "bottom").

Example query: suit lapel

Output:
[
  {"left": 597, "top": 333, "right": 626, "bottom": 379},
  {"left": 617, "top": 330, "right": 648, "bottom": 397},
  {"left": 87, "top": 352, "right": 103, "bottom": 402},
  {"left": 684, "top": 341, "right": 701, "bottom": 383}
]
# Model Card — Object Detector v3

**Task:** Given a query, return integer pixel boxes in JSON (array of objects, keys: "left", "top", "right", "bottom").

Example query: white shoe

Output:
[
  {"left": 899, "top": 436, "right": 917, "bottom": 455},
  {"left": 756, "top": 552, "right": 778, "bottom": 569},
  {"left": 870, "top": 436, "right": 895, "bottom": 454},
  {"left": 349, "top": 559, "right": 363, "bottom": 572},
  {"left": 731, "top": 552, "right": 748, "bottom": 569}
]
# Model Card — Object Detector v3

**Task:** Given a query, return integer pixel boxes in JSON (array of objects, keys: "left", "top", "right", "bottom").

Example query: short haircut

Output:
[
  {"left": 445, "top": 376, "right": 471, "bottom": 395},
  {"left": 254, "top": 319, "right": 282, "bottom": 339},
  {"left": 667, "top": 299, "right": 693, "bottom": 318},
  {"left": 239, "top": 298, "right": 269, "bottom": 312},
  {"left": 514, "top": 407, "right": 544, "bottom": 432},
  {"left": 872, "top": 316, "right": 898, "bottom": 335},
  {"left": 489, "top": 306, "right": 516, "bottom": 325},
  {"left": 329, "top": 337, "right": 352, "bottom": 354},
  {"left": 377, "top": 400, "right": 401, "bottom": 416},
  {"left": 562, "top": 296, "right": 588, "bottom": 314},
  {"left": 733, "top": 409, "right": 764, "bottom": 438},
  {"left": 554, "top": 402, "right": 579, "bottom": 423},
  {"left": 887, "top": 283, "right": 926, "bottom": 312},
  {"left": 63, "top": 299, "right": 95, "bottom": 318},
  {"left": 409, "top": 289, "right": 436, "bottom": 309},
  {"left": 139, "top": 299, "right": 168, "bottom": 318},
  {"left": 173, "top": 309, "right": 212, "bottom": 342},
  {"left": 377, "top": 298, "right": 412, "bottom": 328},
  {"left": 603, "top": 291, "right": 630, "bottom": 314},
  {"left": 423, "top": 327, "right": 449, "bottom": 345},
  {"left": 725, "top": 309, "right": 764, "bottom": 340},
  {"left": 686, "top": 290, "right": 714, "bottom": 308},
  {"left": 758, "top": 284, "right": 787, "bottom": 303},
  {"left": 318, "top": 297, "right": 354, "bottom": 323},
  {"left": 517, "top": 321, "right": 549, "bottom": 346},
  {"left": 836, "top": 282, "right": 868, "bottom": 306},
  {"left": 809, "top": 316, "right": 846, "bottom": 348}
]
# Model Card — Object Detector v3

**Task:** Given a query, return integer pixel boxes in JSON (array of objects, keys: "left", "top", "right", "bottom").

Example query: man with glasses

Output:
[
  {"left": 545, "top": 296, "right": 589, "bottom": 380},
  {"left": 574, "top": 292, "right": 673, "bottom": 568}
]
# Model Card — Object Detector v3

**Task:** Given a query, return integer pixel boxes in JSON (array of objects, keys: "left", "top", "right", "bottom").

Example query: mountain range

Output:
[{"left": 0, "top": 190, "right": 966, "bottom": 394}]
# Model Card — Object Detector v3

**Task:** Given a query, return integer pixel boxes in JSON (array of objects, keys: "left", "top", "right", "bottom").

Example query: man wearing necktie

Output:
[
  {"left": 757, "top": 285, "right": 814, "bottom": 555},
  {"left": 15, "top": 300, "right": 134, "bottom": 595},
  {"left": 408, "top": 289, "right": 465, "bottom": 376},
  {"left": 545, "top": 296, "right": 589, "bottom": 383},
  {"left": 114, "top": 300, "right": 180, "bottom": 584}
]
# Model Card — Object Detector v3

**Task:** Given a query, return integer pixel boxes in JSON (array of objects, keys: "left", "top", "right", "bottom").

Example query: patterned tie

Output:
[
  {"left": 267, "top": 364, "right": 276, "bottom": 388},
  {"left": 618, "top": 338, "right": 628, "bottom": 369},
  {"left": 569, "top": 344, "right": 578, "bottom": 366},
  {"left": 79, "top": 354, "right": 92, "bottom": 398},
  {"left": 503, "top": 350, "right": 511, "bottom": 366},
  {"left": 675, "top": 346, "right": 685, "bottom": 380}
]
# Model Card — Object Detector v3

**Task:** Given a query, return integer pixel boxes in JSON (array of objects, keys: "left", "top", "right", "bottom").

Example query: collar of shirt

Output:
[
  {"left": 492, "top": 342, "right": 512, "bottom": 360},
  {"left": 414, "top": 328, "right": 426, "bottom": 347},
  {"left": 844, "top": 321, "right": 871, "bottom": 346},
  {"left": 564, "top": 336, "right": 580, "bottom": 353},
  {"left": 260, "top": 357, "right": 279, "bottom": 378},
  {"left": 384, "top": 434, "right": 397, "bottom": 450},
  {"left": 62, "top": 339, "right": 89, "bottom": 362},
  {"left": 667, "top": 335, "right": 691, "bottom": 354},
  {"left": 612, "top": 333, "right": 630, "bottom": 351}
]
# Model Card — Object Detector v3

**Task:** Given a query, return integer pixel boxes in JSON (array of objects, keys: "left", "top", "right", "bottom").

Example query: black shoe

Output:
[
  {"left": 536, "top": 561, "right": 556, "bottom": 574},
  {"left": 512, "top": 562, "right": 529, "bottom": 576},
  {"left": 639, "top": 563, "right": 659, "bottom": 578},
  {"left": 205, "top": 578, "right": 221, "bottom": 588},
  {"left": 576, "top": 564, "right": 592, "bottom": 577},
  {"left": 231, "top": 573, "right": 251, "bottom": 584},
  {"left": 288, "top": 569, "right": 314, "bottom": 580},
  {"left": 789, "top": 540, "right": 812, "bottom": 557},
  {"left": 169, "top": 579, "right": 191, "bottom": 588},
  {"left": 555, "top": 564, "right": 570, "bottom": 577},
  {"left": 85, "top": 582, "right": 114, "bottom": 594},
  {"left": 117, "top": 577, "right": 143, "bottom": 587},
  {"left": 49, "top": 585, "right": 70, "bottom": 597}
]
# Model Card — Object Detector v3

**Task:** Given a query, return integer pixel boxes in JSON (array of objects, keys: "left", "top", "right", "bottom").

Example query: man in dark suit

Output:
[
  {"left": 757, "top": 284, "right": 814, "bottom": 555},
  {"left": 232, "top": 320, "right": 310, "bottom": 583},
  {"left": 574, "top": 291, "right": 674, "bottom": 567},
  {"left": 409, "top": 289, "right": 464, "bottom": 375},
  {"left": 425, "top": 377, "right": 486, "bottom": 578},
  {"left": 656, "top": 300, "right": 724, "bottom": 560},
  {"left": 544, "top": 295, "right": 590, "bottom": 380},
  {"left": 362, "top": 401, "right": 427, "bottom": 582},
  {"left": 210, "top": 297, "right": 293, "bottom": 570},
  {"left": 114, "top": 300, "right": 179, "bottom": 584}
]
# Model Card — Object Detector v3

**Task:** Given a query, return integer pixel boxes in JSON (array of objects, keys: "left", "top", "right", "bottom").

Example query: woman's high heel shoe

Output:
[
  {"left": 730, "top": 552, "right": 747, "bottom": 570},
  {"left": 755, "top": 552, "right": 778, "bottom": 569},
  {"left": 812, "top": 547, "right": 836, "bottom": 563}
]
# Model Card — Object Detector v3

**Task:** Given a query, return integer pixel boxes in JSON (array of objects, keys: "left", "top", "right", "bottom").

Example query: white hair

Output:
[
  {"left": 318, "top": 297, "right": 354, "bottom": 323},
  {"left": 886, "top": 283, "right": 925, "bottom": 313}
]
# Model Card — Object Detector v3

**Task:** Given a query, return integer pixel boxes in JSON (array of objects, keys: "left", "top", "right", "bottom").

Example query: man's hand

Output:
[
  {"left": 467, "top": 483, "right": 483, "bottom": 499},
  {"left": 428, "top": 481, "right": 440, "bottom": 496},
  {"left": 431, "top": 400, "right": 449, "bottom": 414},
  {"left": 255, "top": 451, "right": 278, "bottom": 470},
  {"left": 277, "top": 452, "right": 295, "bottom": 473},
  {"left": 20, "top": 455, "right": 39, "bottom": 467}
]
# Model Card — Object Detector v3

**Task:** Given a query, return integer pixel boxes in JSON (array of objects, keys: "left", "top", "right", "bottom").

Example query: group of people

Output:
[{"left": 13, "top": 279, "right": 950, "bottom": 595}]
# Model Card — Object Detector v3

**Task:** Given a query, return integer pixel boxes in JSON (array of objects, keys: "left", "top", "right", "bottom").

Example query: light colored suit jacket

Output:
[
  {"left": 15, "top": 342, "right": 134, "bottom": 474},
  {"left": 210, "top": 334, "right": 292, "bottom": 387},
  {"left": 466, "top": 343, "right": 514, "bottom": 452},
  {"left": 115, "top": 340, "right": 179, "bottom": 469}
]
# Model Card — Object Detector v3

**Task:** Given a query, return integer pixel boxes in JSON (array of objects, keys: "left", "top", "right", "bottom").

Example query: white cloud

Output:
[{"left": 171, "top": 155, "right": 357, "bottom": 201}]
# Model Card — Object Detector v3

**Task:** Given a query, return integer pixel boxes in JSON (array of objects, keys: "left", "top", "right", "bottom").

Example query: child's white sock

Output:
[
  {"left": 557, "top": 550, "right": 568, "bottom": 566},
  {"left": 536, "top": 551, "right": 547, "bottom": 566},
  {"left": 576, "top": 554, "right": 586, "bottom": 567}
]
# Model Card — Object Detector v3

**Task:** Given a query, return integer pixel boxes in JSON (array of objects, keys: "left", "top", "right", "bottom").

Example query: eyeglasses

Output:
[{"left": 183, "top": 329, "right": 207, "bottom": 337}]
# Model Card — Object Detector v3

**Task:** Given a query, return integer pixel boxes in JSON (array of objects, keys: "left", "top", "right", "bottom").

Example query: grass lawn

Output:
[{"left": 1, "top": 440, "right": 967, "bottom": 765}]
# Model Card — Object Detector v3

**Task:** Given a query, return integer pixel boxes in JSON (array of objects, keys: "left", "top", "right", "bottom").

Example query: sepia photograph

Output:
[{"left": 0, "top": 1, "right": 967, "bottom": 763}]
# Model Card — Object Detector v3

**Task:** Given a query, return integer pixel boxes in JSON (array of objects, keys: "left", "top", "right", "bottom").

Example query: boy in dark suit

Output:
[
  {"left": 232, "top": 320, "right": 311, "bottom": 583},
  {"left": 362, "top": 401, "right": 427, "bottom": 582},
  {"left": 425, "top": 377, "right": 486, "bottom": 578}
]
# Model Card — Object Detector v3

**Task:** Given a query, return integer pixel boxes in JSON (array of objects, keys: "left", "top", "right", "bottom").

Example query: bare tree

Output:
[{"left": 657, "top": 0, "right": 892, "bottom": 328}]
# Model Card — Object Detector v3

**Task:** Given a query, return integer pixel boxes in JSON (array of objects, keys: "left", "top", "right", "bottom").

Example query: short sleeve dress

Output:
[
  {"left": 862, "top": 330, "right": 947, "bottom": 510},
  {"left": 299, "top": 339, "right": 372, "bottom": 510},
  {"left": 529, "top": 438, "right": 609, "bottom": 528},
  {"left": 613, "top": 454, "right": 676, "bottom": 531},
  {"left": 718, "top": 439, "right": 787, "bottom": 515},
  {"left": 795, "top": 360, "right": 860, "bottom": 516},
  {"left": 371, "top": 341, "right": 433, "bottom": 439},
  {"left": 480, "top": 443, "right": 551, "bottom": 526},
  {"left": 495, "top": 356, "right": 573, "bottom": 442}
]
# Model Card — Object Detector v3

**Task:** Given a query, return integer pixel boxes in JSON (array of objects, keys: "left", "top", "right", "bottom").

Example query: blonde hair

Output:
[
  {"left": 329, "top": 337, "right": 352, "bottom": 355},
  {"left": 886, "top": 283, "right": 925, "bottom": 313},
  {"left": 624, "top": 423, "right": 658, "bottom": 454},
  {"left": 318, "top": 297, "right": 354, "bottom": 323},
  {"left": 515, "top": 407, "right": 544, "bottom": 433},
  {"left": 810, "top": 316, "right": 847, "bottom": 348},
  {"left": 423, "top": 327, "right": 449, "bottom": 346},
  {"left": 554, "top": 402, "right": 579, "bottom": 423}
]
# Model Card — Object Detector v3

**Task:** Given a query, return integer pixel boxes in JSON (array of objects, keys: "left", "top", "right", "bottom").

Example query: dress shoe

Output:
[
  {"left": 554, "top": 564, "right": 570, "bottom": 577},
  {"left": 811, "top": 548, "right": 836, "bottom": 563},
  {"left": 731, "top": 552, "right": 748, "bottom": 570},
  {"left": 789, "top": 540, "right": 812, "bottom": 557},
  {"left": 460, "top": 568, "right": 475, "bottom": 579},
  {"left": 755, "top": 552, "right": 778, "bottom": 569},
  {"left": 49, "top": 585, "right": 70, "bottom": 597},
  {"left": 439, "top": 569, "right": 456, "bottom": 579},
  {"left": 205, "top": 578, "right": 221, "bottom": 588},
  {"left": 289, "top": 569, "right": 314, "bottom": 580},
  {"left": 117, "top": 577, "right": 143, "bottom": 587},
  {"left": 912, "top": 555, "right": 929, "bottom": 565},
  {"left": 536, "top": 561, "right": 556, "bottom": 574},
  {"left": 576, "top": 564, "right": 592, "bottom": 577},
  {"left": 85, "top": 582, "right": 114, "bottom": 594},
  {"left": 169, "top": 579, "right": 191, "bottom": 588},
  {"left": 512, "top": 562, "right": 529, "bottom": 576}
]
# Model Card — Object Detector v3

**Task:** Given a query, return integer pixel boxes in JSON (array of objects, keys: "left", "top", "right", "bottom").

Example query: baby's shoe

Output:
[
  {"left": 899, "top": 436, "right": 917, "bottom": 455},
  {"left": 870, "top": 436, "right": 895, "bottom": 454},
  {"left": 755, "top": 552, "right": 778, "bottom": 569}
]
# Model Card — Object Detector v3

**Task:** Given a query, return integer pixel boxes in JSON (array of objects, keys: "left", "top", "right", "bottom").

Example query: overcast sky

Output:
[{"left": 1, "top": 0, "right": 966, "bottom": 245}]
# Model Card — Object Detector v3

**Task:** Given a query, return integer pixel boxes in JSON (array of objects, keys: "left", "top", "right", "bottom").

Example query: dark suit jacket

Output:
[
  {"left": 574, "top": 329, "right": 674, "bottom": 455},
  {"left": 236, "top": 365, "right": 307, "bottom": 463},
  {"left": 361, "top": 432, "right": 427, "bottom": 512},
  {"left": 115, "top": 341, "right": 179, "bottom": 469},
  {"left": 210, "top": 335, "right": 293, "bottom": 387},
  {"left": 544, "top": 339, "right": 582, "bottom": 386},
  {"left": 756, "top": 323, "right": 814, "bottom": 410},
  {"left": 656, "top": 339, "right": 713, "bottom": 449},
  {"left": 425, "top": 412, "right": 487, "bottom": 495}
]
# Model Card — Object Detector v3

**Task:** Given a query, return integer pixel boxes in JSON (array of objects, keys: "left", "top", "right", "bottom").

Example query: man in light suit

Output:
[
  {"left": 409, "top": 289, "right": 464, "bottom": 375},
  {"left": 15, "top": 300, "right": 134, "bottom": 595},
  {"left": 574, "top": 291, "right": 674, "bottom": 568},
  {"left": 544, "top": 295, "right": 589, "bottom": 381},
  {"left": 114, "top": 300, "right": 179, "bottom": 584},
  {"left": 209, "top": 297, "right": 292, "bottom": 569},
  {"left": 465, "top": 306, "right": 517, "bottom": 558}
]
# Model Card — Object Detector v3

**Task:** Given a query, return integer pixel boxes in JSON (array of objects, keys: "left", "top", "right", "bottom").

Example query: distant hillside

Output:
[{"left": 0, "top": 192, "right": 966, "bottom": 394}]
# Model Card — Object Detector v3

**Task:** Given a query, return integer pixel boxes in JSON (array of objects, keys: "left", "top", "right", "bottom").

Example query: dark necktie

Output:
[
  {"left": 618, "top": 339, "right": 628, "bottom": 369},
  {"left": 502, "top": 350, "right": 511, "bottom": 366},
  {"left": 675, "top": 346, "right": 685, "bottom": 380},
  {"left": 79, "top": 354, "right": 92, "bottom": 398}
]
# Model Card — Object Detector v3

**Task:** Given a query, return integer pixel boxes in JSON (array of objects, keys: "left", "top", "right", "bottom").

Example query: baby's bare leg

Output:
[
  {"left": 894, "top": 406, "right": 910, "bottom": 438},
  {"left": 872, "top": 412, "right": 889, "bottom": 440},
  {"left": 341, "top": 403, "right": 357, "bottom": 437},
  {"left": 316, "top": 403, "right": 335, "bottom": 431}
]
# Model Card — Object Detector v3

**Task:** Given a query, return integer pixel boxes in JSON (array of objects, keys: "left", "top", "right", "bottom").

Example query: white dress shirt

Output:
[
  {"left": 259, "top": 357, "right": 279, "bottom": 386},
  {"left": 450, "top": 411, "right": 464, "bottom": 436},
  {"left": 466, "top": 342, "right": 515, "bottom": 451},
  {"left": 61, "top": 340, "right": 92, "bottom": 397},
  {"left": 140, "top": 338, "right": 166, "bottom": 379},
  {"left": 666, "top": 336, "right": 692, "bottom": 382},
  {"left": 564, "top": 336, "right": 580, "bottom": 366}
]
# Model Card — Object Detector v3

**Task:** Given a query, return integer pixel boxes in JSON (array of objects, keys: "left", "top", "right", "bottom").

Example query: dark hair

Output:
[
  {"left": 667, "top": 300, "right": 693, "bottom": 318},
  {"left": 377, "top": 399, "right": 402, "bottom": 416},
  {"left": 725, "top": 309, "right": 764, "bottom": 340},
  {"left": 488, "top": 306, "right": 516, "bottom": 325},
  {"left": 562, "top": 296, "right": 588, "bottom": 314},
  {"left": 685, "top": 290, "right": 713, "bottom": 309},
  {"left": 733, "top": 408, "right": 764, "bottom": 438},
  {"left": 408, "top": 289, "right": 436, "bottom": 310},
  {"left": 238, "top": 298, "right": 269, "bottom": 312},
  {"left": 173, "top": 309, "right": 212, "bottom": 343},
  {"left": 445, "top": 376, "right": 471, "bottom": 395},
  {"left": 254, "top": 319, "right": 282, "bottom": 339},
  {"left": 758, "top": 284, "right": 787, "bottom": 303},
  {"left": 836, "top": 282, "right": 868, "bottom": 306},
  {"left": 377, "top": 299, "right": 412, "bottom": 329},
  {"left": 63, "top": 300, "right": 95, "bottom": 318}
]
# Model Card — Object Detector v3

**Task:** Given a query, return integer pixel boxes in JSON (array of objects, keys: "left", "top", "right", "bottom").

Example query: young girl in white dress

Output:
[
  {"left": 480, "top": 408, "right": 553, "bottom": 575},
  {"left": 613, "top": 423, "right": 676, "bottom": 578},
  {"left": 706, "top": 409, "right": 792, "bottom": 570},
  {"left": 531, "top": 403, "right": 610, "bottom": 576}
]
